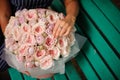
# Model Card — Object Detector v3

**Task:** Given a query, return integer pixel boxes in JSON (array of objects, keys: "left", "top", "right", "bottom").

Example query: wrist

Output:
[{"left": 66, "top": 14, "right": 76, "bottom": 23}]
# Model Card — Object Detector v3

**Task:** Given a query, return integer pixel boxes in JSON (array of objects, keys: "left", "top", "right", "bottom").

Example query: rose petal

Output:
[
  {"left": 25, "top": 55, "right": 34, "bottom": 62},
  {"left": 60, "top": 46, "right": 70, "bottom": 57},
  {"left": 57, "top": 37, "right": 68, "bottom": 49},
  {"left": 32, "top": 23, "right": 45, "bottom": 35},
  {"left": 18, "top": 44, "right": 28, "bottom": 56},
  {"left": 34, "top": 49, "right": 46, "bottom": 60},
  {"left": 48, "top": 47, "right": 60, "bottom": 60},
  {"left": 25, "top": 9, "right": 38, "bottom": 21},
  {"left": 21, "top": 23, "right": 31, "bottom": 33},
  {"left": 44, "top": 35, "right": 57, "bottom": 48},
  {"left": 25, "top": 34, "right": 36, "bottom": 45},
  {"left": 12, "top": 26, "right": 22, "bottom": 41},
  {"left": 39, "top": 55, "right": 54, "bottom": 70},
  {"left": 35, "top": 35, "right": 45, "bottom": 45},
  {"left": 28, "top": 46, "right": 35, "bottom": 55},
  {"left": 25, "top": 61, "right": 35, "bottom": 68}
]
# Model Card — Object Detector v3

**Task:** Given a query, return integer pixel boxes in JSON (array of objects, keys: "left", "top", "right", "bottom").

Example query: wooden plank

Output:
[
  {"left": 92, "top": 0, "right": 120, "bottom": 33},
  {"left": 23, "top": 74, "right": 37, "bottom": 80},
  {"left": 8, "top": 68, "right": 23, "bottom": 80},
  {"left": 77, "top": 17, "right": 116, "bottom": 79},
  {"left": 75, "top": 52, "right": 99, "bottom": 80},
  {"left": 82, "top": 41, "right": 115, "bottom": 80},
  {"left": 54, "top": 73, "right": 67, "bottom": 80},
  {"left": 65, "top": 61, "right": 82, "bottom": 80},
  {"left": 80, "top": 0, "right": 120, "bottom": 54},
  {"left": 78, "top": 11, "right": 120, "bottom": 79}
]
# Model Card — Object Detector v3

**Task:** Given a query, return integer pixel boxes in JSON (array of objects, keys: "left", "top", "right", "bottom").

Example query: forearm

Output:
[
  {"left": 64, "top": 0, "right": 79, "bottom": 19},
  {"left": 0, "top": 0, "right": 11, "bottom": 33}
]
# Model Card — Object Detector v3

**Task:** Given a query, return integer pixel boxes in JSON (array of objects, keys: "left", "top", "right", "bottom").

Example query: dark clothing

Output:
[{"left": 10, "top": 0, "right": 53, "bottom": 12}]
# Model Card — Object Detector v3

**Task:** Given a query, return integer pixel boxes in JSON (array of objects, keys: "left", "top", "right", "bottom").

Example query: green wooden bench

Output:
[{"left": 7, "top": 0, "right": 120, "bottom": 80}]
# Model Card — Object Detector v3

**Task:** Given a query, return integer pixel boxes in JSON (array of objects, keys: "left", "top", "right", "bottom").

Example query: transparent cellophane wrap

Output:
[{"left": 2, "top": 8, "right": 86, "bottom": 78}]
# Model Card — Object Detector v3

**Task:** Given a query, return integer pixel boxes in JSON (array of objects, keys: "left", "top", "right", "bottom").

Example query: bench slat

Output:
[
  {"left": 76, "top": 52, "right": 99, "bottom": 80},
  {"left": 82, "top": 41, "right": 115, "bottom": 80},
  {"left": 54, "top": 73, "right": 67, "bottom": 80},
  {"left": 78, "top": 11, "right": 120, "bottom": 79},
  {"left": 65, "top": 61, "right": 82, "bottom": 80},
  {"left": 8, "top": 68, "right": 23, "bottom": 80},
  {"left": 80, "top": 0, "right": 120, "bottom": 54},
  {"left": 93, "top": 0, "right": 120, "bottom": 33}
]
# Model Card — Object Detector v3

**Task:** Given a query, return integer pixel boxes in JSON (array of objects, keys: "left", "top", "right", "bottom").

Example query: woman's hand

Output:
[
  {"left": 53, "top": 0, "right": 79, "bottom": 38},
  {"left": 53, "top": 15, "right": 76, "bottom": 38}
]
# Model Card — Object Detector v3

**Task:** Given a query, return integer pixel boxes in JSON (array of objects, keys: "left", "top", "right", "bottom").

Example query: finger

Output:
[
  {"left": 54, "top": 20, "right": 65, "bottom": 38},
  {"left": 53, "top": 20, "right": 60, "bottom": 37},
  {"left": 59, "top": 23, "right": 69, "bottom": 37},
  {"left": 54, "top": 26, "right": 61, "bottom": 38},
  {"left": 63, "top": 26, "right": 72, "bottom": 36}
]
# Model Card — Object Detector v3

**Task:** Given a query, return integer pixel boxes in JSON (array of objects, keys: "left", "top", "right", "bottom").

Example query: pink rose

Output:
[
  {"left": 37, "top": 8, "right": 46, "bottom": 18},
  {"left": 4, "top": 17, "right": 16, "bottom": 38},
  {"left": 45, "top": 24, "right": 54, "bottom": 35},
  {"left": 32, "top": 23, "right": 45, "bottom": 35},
  {"left": 35, "top": 35, "right": 45, "bottom": 45},
  {"left": 34, "top": 49, "right": 46, "bottom": 60},
  {"left": 27, "top": 46, "right": 35, "bottom": 55},
  {"left": 25, "top": 55, "right": 34, "bottom": 62},
  {"left": 28, "top": 20, "right": 37, "bottom": 26},
  {"left": 18, "top": 44, "right": 29, "bottom": 56},
  {"left": 9, "top": 17, "right": 20, "bottom": 27},
  {"left": 18, "top": 15, "right": 27, "bottom": 24},
  {"left": 48, "top": 47, "right": 60, "bottom": 60},
  {"left": 57, "top": 37, "right": 68, "bottom": 49},
  {"left": 44, "top": 35, "right": 57, "bottom": 48},
  {"left": 35, "top": 61, "right": 39, "bottom": 67},
  {"left": 39, "top": 55, "right": 54, "bottom": 70},
  {"left": 21, "top": 23, "right": 31, "bottom": 33},
  {"left": 60, "top": 46, "right": 70, "bottom": 57},
  {"left": 25, "top": 9, "right": 38, "bottom": 21},
  {"left": 67, "top": 33, "right": 75, "bottom": 46},
  {"left": 25, "top": 61, "right": 35, "bottom": 68},
  {"left": 38, "top": 18, "right": 47, "bottom": 27},
  {"left": 46, "top": 14, "right": 59, "bottom": 24},
  {"left": 15, "top": 10, "right": 21, "bottom": 17},
  {"left": 47, "top": 24, "right": 55, "bottom": 30},
  {"left": 45, "top": 28, "right": 53, "bottom": 35},
  {"left": 8, "top": 42, "right": 19, "bottom": 53},
  {"left": 18, "top": 33, "right": 27, "bottom": 44},
  {"left": 15, "top": 9, "right": 27, "bottom": 17},
  {"left": 5, "top": 38, "right": 15, "bottom": 49},
  {"left": 12, "top": 26, "right": 22, "bottom": 41},
  {"left": 25, "top": 34, "right": 36, "bottom": 45},
  {"left": 4, "top": 27, "right": 12, "bottom": 38}
]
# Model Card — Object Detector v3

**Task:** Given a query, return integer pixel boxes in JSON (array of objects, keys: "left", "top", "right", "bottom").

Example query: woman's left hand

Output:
[{"left": 53, "top": 15, "right": 75, "bottom": 38}]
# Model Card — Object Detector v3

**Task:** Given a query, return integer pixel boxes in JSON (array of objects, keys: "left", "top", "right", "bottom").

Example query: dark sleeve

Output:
[{"left": 10, "top": 0, "right": 53, "bottom": 12}]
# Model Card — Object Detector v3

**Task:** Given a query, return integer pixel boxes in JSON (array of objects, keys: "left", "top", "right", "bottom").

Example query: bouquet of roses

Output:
[{"left": 3, "top": 8, "right": 86, "bottom": 78}]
